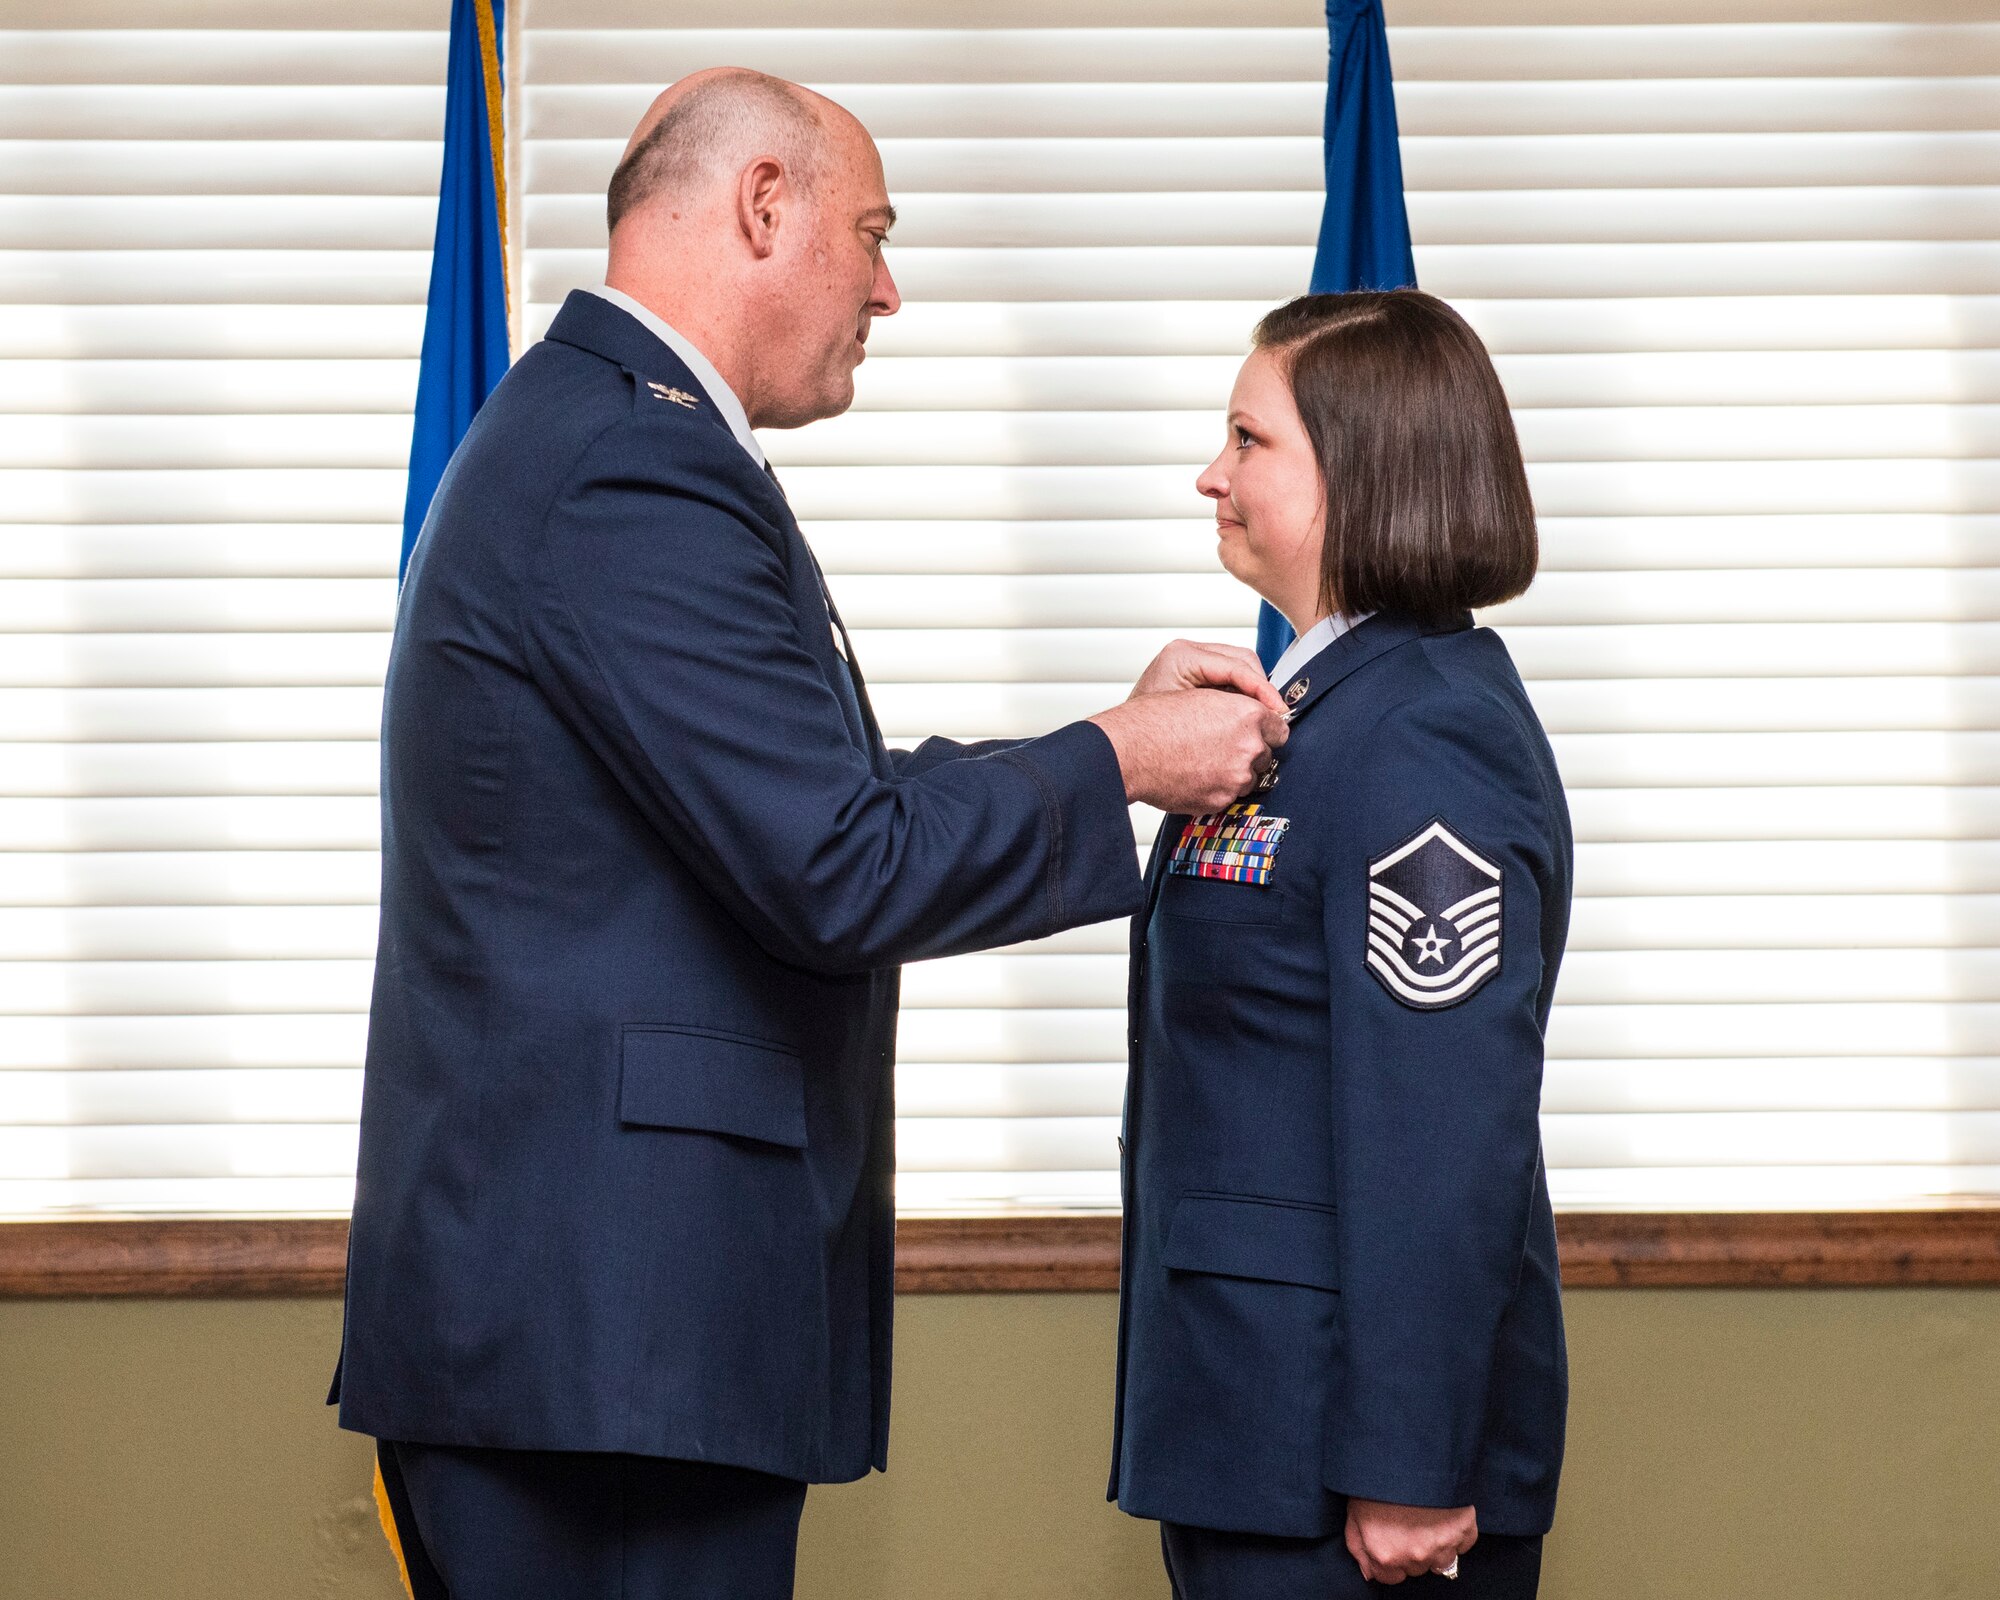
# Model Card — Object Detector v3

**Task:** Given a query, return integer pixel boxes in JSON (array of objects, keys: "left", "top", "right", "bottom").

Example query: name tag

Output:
[{"left": 1167, "top": 803, "right": 1291, "bottom": 887}]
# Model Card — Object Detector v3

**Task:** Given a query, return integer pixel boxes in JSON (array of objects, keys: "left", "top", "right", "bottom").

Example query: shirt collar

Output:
[
  {"left": 586, "top": 285, "right": 766, "bottom": 468},
  {"left": 1268, "top": 612, "right": 1368, "bottom": 692}
]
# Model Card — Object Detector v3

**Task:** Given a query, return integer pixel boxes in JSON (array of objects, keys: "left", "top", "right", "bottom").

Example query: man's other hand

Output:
[
  {"left": 1344, "top": 1498, "right": 1478, "bottom": 1585},
  {"left": 1088, "top": 689, "right": 1287, "bottom": 815},
  {"left": 1130, "top": 639, "right": 1289, "bottom": 717}
]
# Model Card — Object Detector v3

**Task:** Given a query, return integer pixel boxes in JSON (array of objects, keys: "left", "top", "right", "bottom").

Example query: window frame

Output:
[{"left": 3, "top": 1211, "right": 1998, "bottom": 1297}]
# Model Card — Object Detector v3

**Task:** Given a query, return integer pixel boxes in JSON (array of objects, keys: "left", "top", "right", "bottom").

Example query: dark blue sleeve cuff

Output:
[{"left": 997, "top": 720, "right": 1144, "bottom": 930}]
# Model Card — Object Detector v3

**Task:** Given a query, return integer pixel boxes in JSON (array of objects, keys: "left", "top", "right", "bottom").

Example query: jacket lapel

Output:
[
  {"left": 1137, "top": 611, "right": 1474, "bottom": 914},
  {"left": 1271, "top": 611, "right": 1473, "bottom": 729},
  {"left": 544, "top": 289, "right": 888, "bottom": 772}
]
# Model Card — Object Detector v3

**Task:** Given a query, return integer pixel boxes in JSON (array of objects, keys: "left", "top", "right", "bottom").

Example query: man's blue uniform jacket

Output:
[
  {"left": 332, "top": 291, "right": 1143, "bottom": 1483},
  {"left": 1111, "top": 614, "right": 1572, "bottom": 1539}
]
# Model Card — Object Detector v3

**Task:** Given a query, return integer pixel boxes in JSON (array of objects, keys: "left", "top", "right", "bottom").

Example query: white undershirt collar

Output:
[
  {"left": 1268, "top": 612, "right": 1369, "bottom": 690},
  {"left": 587, "top": 285, "right": 766, "bottom": 468}
]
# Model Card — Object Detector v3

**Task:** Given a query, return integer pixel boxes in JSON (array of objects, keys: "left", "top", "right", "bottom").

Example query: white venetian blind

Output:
[
  {"left": 523, "top": 0, "right": 2000, "bottom": 1211},
  {"left": 8, "top": 0, "right": 1997, "bottom": 1216},
  {"left": 0, "top": 3, "right": 434, "bottom": 1213}
]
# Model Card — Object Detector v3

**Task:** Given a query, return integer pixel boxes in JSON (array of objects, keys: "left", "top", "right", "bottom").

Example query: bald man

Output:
[{"left": 331, "top": 70, "right": 1285, "bottom": 1597}]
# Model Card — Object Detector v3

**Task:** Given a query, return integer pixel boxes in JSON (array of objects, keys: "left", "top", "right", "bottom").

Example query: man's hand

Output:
[
  {"left": 1130, "top": 638, "right": 1289, "bottom": 716},
  {"left": 1344, "top": 1498, "right": 1477, "bottom": 1586},
  {"left": 1088, "top": 688, "right": 1287, "bottom": 816}
]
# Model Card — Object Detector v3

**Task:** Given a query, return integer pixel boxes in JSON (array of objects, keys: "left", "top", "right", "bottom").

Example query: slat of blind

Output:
[
  {"left": 1400, "top": 134, "right": 2000, "bottom": 190},
  {"left": 0, "top": 86, "right": 443, "bottom": 139},
  {"left": 531, "top": 187, "right": 2000, "bottom": 248},
  {"left": 0, "top": 1068, "right": 363, "bottom": 1122},
  {"left": 457, "top": 351, "right": 2000, "bottom": 409},
  {"left": 0, "top": 1177, "right": 363, "bottom": 1214},
  {"left": 11, "top": 461, "right": 2000, "bottom": 523},
  {"left": 0, "top": 907, "right": 378, "bottom": 959},
  {"left": 0, "top": 747, "right": 377, "bottom": 797},
  {"left": 0, "top": 854, "right": 380, "bottom": 905},
  {"left": 1541, "top": 1058, "right": 2000, "bottom": 1111},
  {"left": 0, "top": 963, "right": 374, "bottom": 1015},
  {"left": 894, "top": 1058, "right": 2000, "bottom": 1116},
  {"left": 0, "top": 253, "right": 429, "bottom": 304},
  {"left": 881, "top": 1004, "right": 2000, "bottom": 1061},
  {"left": 0, "top": 1014, "right": 371, "bottom": 1068},
  {"left": 27, "top": 406, "right": 1997, "bottom": 471},
  {"left": 0, "top": 689, "right": 383, "bottom": 741},
  {"left": 0, "top": 580, "right": 397, "bottom": 630},
  {"left": 2, "top": 417, "right": 417, "bottom": 469},
  {"left": 533, "top": 130, "right": 2000, "bottom": 193},
  {"left": 523, "top": 23, "right": 2000, "bottom": 82},
  {"left": 689, "top": 298, "right": 2000, "bottom": 357},
  {"left": 0, "top": 636, "right": 392, "bottom": 686},
  {"left": 1543, "top": 1167, "right": 2000, "bottom": 1208},
  {"left": 889, "top": 950, "right": 2000, "bottom": 1008},
  {"left": 0, "top": 142, "right": 441, "bottom": 195},
  {"left": 530, "top": 241, "right": 2000, "bottom": 302},
  {"left": 0, "top": 798, "right": 380, "bottom": 851},
  {"left": 23, "top": 674, "right": 2000, "bottom": 744},
  {"left": 0, "top": 360, "right": 419, "bottom": 408},
  {"left": 861, "top": 678, "right": 2000, "bottom": 737},
  {"left": 840, "top": 623, "right": 2000, "bottom": 680},
  {"left": 800, "top": 352, "right": 2000, "bottom": 409},
  {"left": 9, "top": 732, "right": 1999, "bottom": 799},
  {"left": 0, "top": 30, "right": 445, "bottom": 83},
  {"left": 1550, "top": 733, "right": 2000, "bottom": 788},
  {"left": 528, "top": 81, "right": 2000, "bottom": 145},
  {"left": 814, "top": 520, "right": 2000, "bottom": 573},
  {"left": 0, "top": 1124, "right": 358, "bottom": 1177},
  {"left": 0, "top": 308, "right": 425, "bottom": 360},
  {"left": 0, "top": 532, "right": 398, "bottom": 576}
]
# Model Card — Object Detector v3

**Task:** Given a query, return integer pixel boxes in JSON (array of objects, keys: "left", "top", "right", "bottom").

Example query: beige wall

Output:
[{"left": 2, "top": 1289, "right": 1996, "bottom": 1599}]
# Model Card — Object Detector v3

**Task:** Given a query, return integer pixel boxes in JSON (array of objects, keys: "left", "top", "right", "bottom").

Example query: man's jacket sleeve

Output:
[
  {"left": 889, "top": 736, "right": 1031, "bottom": 778},
  {"left": 1320, "top": 690, "right": 1556, "bottom": 1510},
  {"left": 522, "top": 431, "right": 1142, "bottom": 974}
]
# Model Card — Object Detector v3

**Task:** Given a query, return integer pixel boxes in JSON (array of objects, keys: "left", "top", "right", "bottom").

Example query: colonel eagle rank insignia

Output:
[{"left": 1365, "top": 819, "right": 1502, "bottom": 1010}]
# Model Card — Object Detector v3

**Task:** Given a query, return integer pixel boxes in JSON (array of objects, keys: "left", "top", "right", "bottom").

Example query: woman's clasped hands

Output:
[{"left": 1344, "top": 1498, "right": 1479, "bottom": 1585}]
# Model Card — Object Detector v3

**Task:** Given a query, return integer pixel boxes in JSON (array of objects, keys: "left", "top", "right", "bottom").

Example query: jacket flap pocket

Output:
[
  {"left": 619, "top": 1024, "right": 806, "bottom": 1149},
  {"left": 1162, "top": 1193, "right": 1339, "bottom": 1291}
]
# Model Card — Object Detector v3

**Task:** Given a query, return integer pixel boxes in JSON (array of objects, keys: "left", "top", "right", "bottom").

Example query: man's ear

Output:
[{"left": 737, "top": 158, "right": 786, "bottom": 259}]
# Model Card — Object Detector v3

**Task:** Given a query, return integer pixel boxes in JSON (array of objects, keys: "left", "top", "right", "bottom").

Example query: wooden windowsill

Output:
[{"left": 1, "top": 1209, "right": 1998, "bottom": 1298}]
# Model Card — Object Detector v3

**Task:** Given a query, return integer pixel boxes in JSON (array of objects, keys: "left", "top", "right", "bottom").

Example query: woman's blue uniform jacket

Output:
[
  {"left": 331, "top": 292, "right": 1143, "bottom": 1483},
  {"left": 1111, "top": 613, "right": 1573, "bottom": 1539}
]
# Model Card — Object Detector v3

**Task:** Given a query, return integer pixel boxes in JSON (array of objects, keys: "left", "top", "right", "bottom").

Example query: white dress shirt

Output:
[
  {"left": 586, "top": 285, "right": 766, "bottom": 469},
  {"left": 1267, "top": 612, "right": 1368, "bottom": 690}
]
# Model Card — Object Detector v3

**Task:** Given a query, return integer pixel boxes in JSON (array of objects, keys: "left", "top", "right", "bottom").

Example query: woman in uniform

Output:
[{"left": 1110, "top": 290, "right": 1572, "bottom": 1598}]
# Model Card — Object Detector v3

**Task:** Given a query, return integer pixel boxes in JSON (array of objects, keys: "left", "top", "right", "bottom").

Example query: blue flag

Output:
[
  {"left": 402, "top": 0, "right": 511, "bottom": 578},
  {"left": 1256, "top": 0, "right": 1419, "bottom": 669}
]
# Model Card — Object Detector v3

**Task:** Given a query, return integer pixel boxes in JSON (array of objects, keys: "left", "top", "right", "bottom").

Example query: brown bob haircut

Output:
[{"left": 1251, "top": 290, "right": 1537, "bottom": 625}]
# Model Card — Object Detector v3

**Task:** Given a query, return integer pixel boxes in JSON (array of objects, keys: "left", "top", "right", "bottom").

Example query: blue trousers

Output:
[
  {"left": 377, "top": 1440, "right": 808, "bottom": 1600},
  {"left": 1163, "top": 1515, "right": 1542, "bottom": 1600}
]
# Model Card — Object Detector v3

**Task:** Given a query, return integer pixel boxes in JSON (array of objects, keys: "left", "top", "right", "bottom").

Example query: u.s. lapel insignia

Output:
[
  {"left": 1365, "top": 819, "right": 1502, "bottom": 1010},
  {"left": 646, "top": 382, "right": 701, "bottom": 409},
  {"left": 1167, "top": 801, "right": 1291, "bottom": 886},
  {"left": 1284, "top": 677, "right": 1310, "bottom": 706}
]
